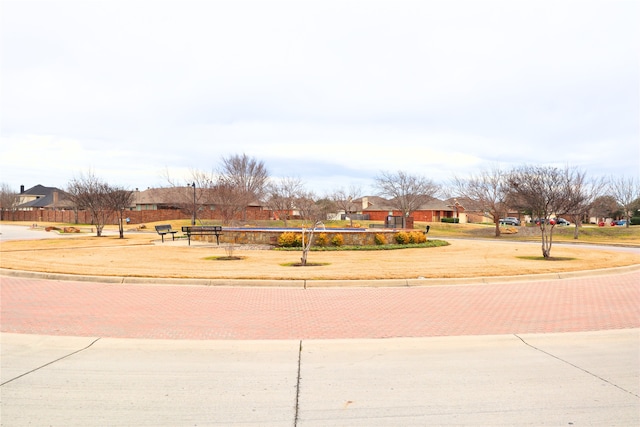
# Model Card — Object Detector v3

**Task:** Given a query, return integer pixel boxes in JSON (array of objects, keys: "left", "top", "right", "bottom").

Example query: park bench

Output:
[
  {"left": 181, "top": 225, "right": 223, "bottom": 246},
  {"left": 155, "top": 224, "right": 178, "bottom": 242}
]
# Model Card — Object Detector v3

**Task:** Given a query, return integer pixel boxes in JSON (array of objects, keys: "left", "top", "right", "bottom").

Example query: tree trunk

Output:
[
  {"left": 300, "top": 229, "right": 312, "bottom": 266},
  {"left": 540, "top": 223, "right": 554, "bottom": 258},
  {"left": 300, "top": 221, "right": 323, "bottom": 266},
  {"left": 494, "top": 219, "right": 501, "bottom": 237}
]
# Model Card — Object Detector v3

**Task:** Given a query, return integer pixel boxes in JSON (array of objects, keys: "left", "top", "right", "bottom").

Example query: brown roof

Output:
[
  {"left": 133, "top": 187, "right": 267, "bottom": 208},
  {"left": 357, "top": 196, "right": 453, "bottom": 212},
  {"left": 133, "top": 187, "right": 191, "bottom": 205}
]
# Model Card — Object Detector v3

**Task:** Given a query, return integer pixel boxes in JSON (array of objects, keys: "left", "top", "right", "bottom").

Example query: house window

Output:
[{"left": 136, "top": 204, "right": 157, "bottom": 211}]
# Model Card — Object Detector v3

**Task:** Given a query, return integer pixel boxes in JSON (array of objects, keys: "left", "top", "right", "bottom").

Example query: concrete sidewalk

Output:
[{"left": 2, "top": 330, "right": 638, "bottom": 426}]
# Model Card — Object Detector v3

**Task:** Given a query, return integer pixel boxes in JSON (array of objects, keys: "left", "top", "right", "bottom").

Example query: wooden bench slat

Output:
[{"left": 181, "top": 226, "right": 223, "bottom": 245}]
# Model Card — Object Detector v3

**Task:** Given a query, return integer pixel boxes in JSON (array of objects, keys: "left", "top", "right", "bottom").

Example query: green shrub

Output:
[
  {"left": 631, "top": 217, "right": 640, "bottom": 226},
  {"left": 278, "top": 232, "right": 302, "bottom": 247},
  {"left": 315, "top": 232, "right": 330, "bottom": 247},
  {"left": 374, "top": 233, "right": 387, "bottom": 245},
  {"left": 331, "top": 234, "right": 344, "bottom": 246},
  {"left": 441, "top": 217, "right": 459, "bottom": 223},
  {"left": 409, "top": 231, "right": 427, "bottom": 244},
  {"left": 394, "top": 231, "right": 410, "bottom": 244}
]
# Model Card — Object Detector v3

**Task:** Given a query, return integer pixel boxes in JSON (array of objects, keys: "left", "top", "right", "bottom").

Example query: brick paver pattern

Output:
[{"left": 1, "top": 272, "right": 639, "bottom": 340}]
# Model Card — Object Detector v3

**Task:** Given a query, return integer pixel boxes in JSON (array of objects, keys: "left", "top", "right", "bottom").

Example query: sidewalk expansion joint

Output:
[
  {"left": 514, "top": 334, "right": 639, "bottom": 399},
  {"left": 0, "top": 337, "right": 101, "bottom": 387},
  {"left": 294, "top": 339, "right": 302, "bottom": 426}
]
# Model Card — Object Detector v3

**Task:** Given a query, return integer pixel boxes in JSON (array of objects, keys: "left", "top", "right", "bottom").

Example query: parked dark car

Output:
[
  {"left": 499, "top": 217, "right": 520, "bottom": 226},
  {"left": 534, "top": 218, "right": 568, "bottom": 226}
]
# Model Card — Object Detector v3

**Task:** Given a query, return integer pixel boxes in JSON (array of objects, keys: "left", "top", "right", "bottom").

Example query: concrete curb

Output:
[{"left": 1, "top": 264, "right": 639, "bottom": 287}]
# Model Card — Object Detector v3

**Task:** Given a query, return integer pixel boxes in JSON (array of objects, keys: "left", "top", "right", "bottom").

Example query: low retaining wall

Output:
[{"left": 193, "top": 228, "right": 420, "bottom": 246}]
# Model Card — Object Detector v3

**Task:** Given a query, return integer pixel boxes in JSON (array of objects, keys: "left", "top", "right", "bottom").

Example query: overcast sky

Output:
[{"left": 1, "top": 0, "right": 638, "bottom": 196}]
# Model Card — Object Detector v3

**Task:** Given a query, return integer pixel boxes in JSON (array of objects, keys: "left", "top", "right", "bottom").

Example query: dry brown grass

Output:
[{"left": 1, "top": 225, "right": 638, "bottom": 282}]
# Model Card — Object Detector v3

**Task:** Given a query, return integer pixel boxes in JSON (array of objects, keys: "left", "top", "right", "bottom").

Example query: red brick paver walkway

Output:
[{"left": 1, "top": 272, "right": 639, "bottom": 340}]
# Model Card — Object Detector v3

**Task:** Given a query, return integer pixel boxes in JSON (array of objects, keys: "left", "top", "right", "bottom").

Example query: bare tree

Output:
[
  {"left": 300, "top": 220, "right": 325, "bottom": 266},
  {"left": 266, "top": 176, "right": 305, "bottom": 226},
  {"left": 209, "top": 181, "right": 246, "bottom": 226},
  {"left": 314, "top": 197, "right": 337, "bottom": 224},
  {"left": 508, "top": 165, "right": 578, "bottom": 258},
  {"left": 0, "top": 183, "right": 18, "bottom": 220},
  {"left": 295, "top": 191, "right": 322, "bottom": 222},
  {"left": 105, "top": 186, "right": 134, "bottom": 238},
  {"left": 219, "top": 153, "right": 269, "bottom": 221},
  {"left": 67, "top": 171, "right": 112, "bottom": 237},
  {"left": 452, "top": 166, "right": 509, "bottom": 237},
  {"left": 330, "top": 185, "right": 362, "bottom": 227},
  {"left": 609, "top": 175, "right": 639, "bottom": 227},
  {"left": 163, "top": 168, "right": 216, "bottom": 224},
  {"left": 374, "top": 170, "right": 440, "bottom": 217},
  {"left": 590, "top": 195, "right": 619, "bottom": 224},
  {"left": 563, "top": 171, "right": 606, "bottom": 238}
]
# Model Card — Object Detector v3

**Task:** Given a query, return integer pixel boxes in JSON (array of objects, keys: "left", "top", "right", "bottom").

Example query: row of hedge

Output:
[
  {"left": 441, "top": 217, "right": 459, "bottom": 223},
  {"left": 278, "top": 231, "right": 427, "bottom": 247}
]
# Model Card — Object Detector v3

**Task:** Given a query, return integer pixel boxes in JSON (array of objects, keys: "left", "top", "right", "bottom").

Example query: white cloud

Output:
[{"left": 1, "top": 0, "right": 638, "bottom": 195}]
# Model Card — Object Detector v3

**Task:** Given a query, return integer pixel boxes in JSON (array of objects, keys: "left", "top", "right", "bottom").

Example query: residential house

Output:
[
  {"left": 129, "top": 187, "right": 270, "bottom": 223},
  {"left": 446, "top": 196, "right": 526, "bottom": 224},
  {"left": 16, "top": 185, "right": 74, "bottom": 211},
  {"left": 355, "top": 196, "right": 457, "bottom": 224}
]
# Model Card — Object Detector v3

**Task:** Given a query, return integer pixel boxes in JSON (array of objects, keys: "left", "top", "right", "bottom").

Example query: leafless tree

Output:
[
  {"left": 609, "top": 175, "right": 639, "bottom": 227},
  {"left": 590, "top": 195, "right": 619, "bottom": 223},
  {"left": 452, "top": 166, "right": 509, "bottom": 237},
  {"left": 163, "top": 168, "right": 216, "bottom": 224},
  {"left": 67, "top": 171, "right": 113, "bottom": 237},
  {"left": 563, "top": 171, "right": 606, "bottom": 238},
  {"left": 300, "top": 220, "right": 325, "bottom": 266},
  {"left": 219, "top": 153, "right": 269, "bottom": 221},
  {"left": 105, "top": 186, "right": 134, "bottom": 238},
  {"left": 208, "top": 181, "right": 246, "bottom": 226},
  {"left": 508, "top": 165, "right": 579, "bottom": 258},
  {"left": 330, "top": 185, "right": 362, "bottom": 227},
  {"left": 314, "top": 197, "right": 337, "bottom": 224},
  {"left": 296, "top": 191, "right": 323, "bottom": 222},
  {"left": 0, "top": 183, "right": 18, "bottom": 220},
  {"left": 374, "top": 170, "right": 440, "bottom": 217},
  {"left": 266, "top": 176, "right": 305, "bottom": 226}
]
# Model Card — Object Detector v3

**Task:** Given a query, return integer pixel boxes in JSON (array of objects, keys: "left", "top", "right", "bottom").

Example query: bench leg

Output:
[{"left": 161, "top": 234, "right": 165, "bottom": 243}]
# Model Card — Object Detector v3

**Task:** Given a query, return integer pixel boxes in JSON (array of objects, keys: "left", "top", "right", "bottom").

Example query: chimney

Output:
[
  {"left": 20, "top": 185, "right": 24, "bottom": 194},
  {"left": 362, "top": 197, "right": 368, "bottom": 210}
]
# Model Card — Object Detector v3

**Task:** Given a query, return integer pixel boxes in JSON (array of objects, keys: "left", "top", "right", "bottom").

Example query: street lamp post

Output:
[{"left": 191, "top": 182, "right": 196, "bottom": 225}]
